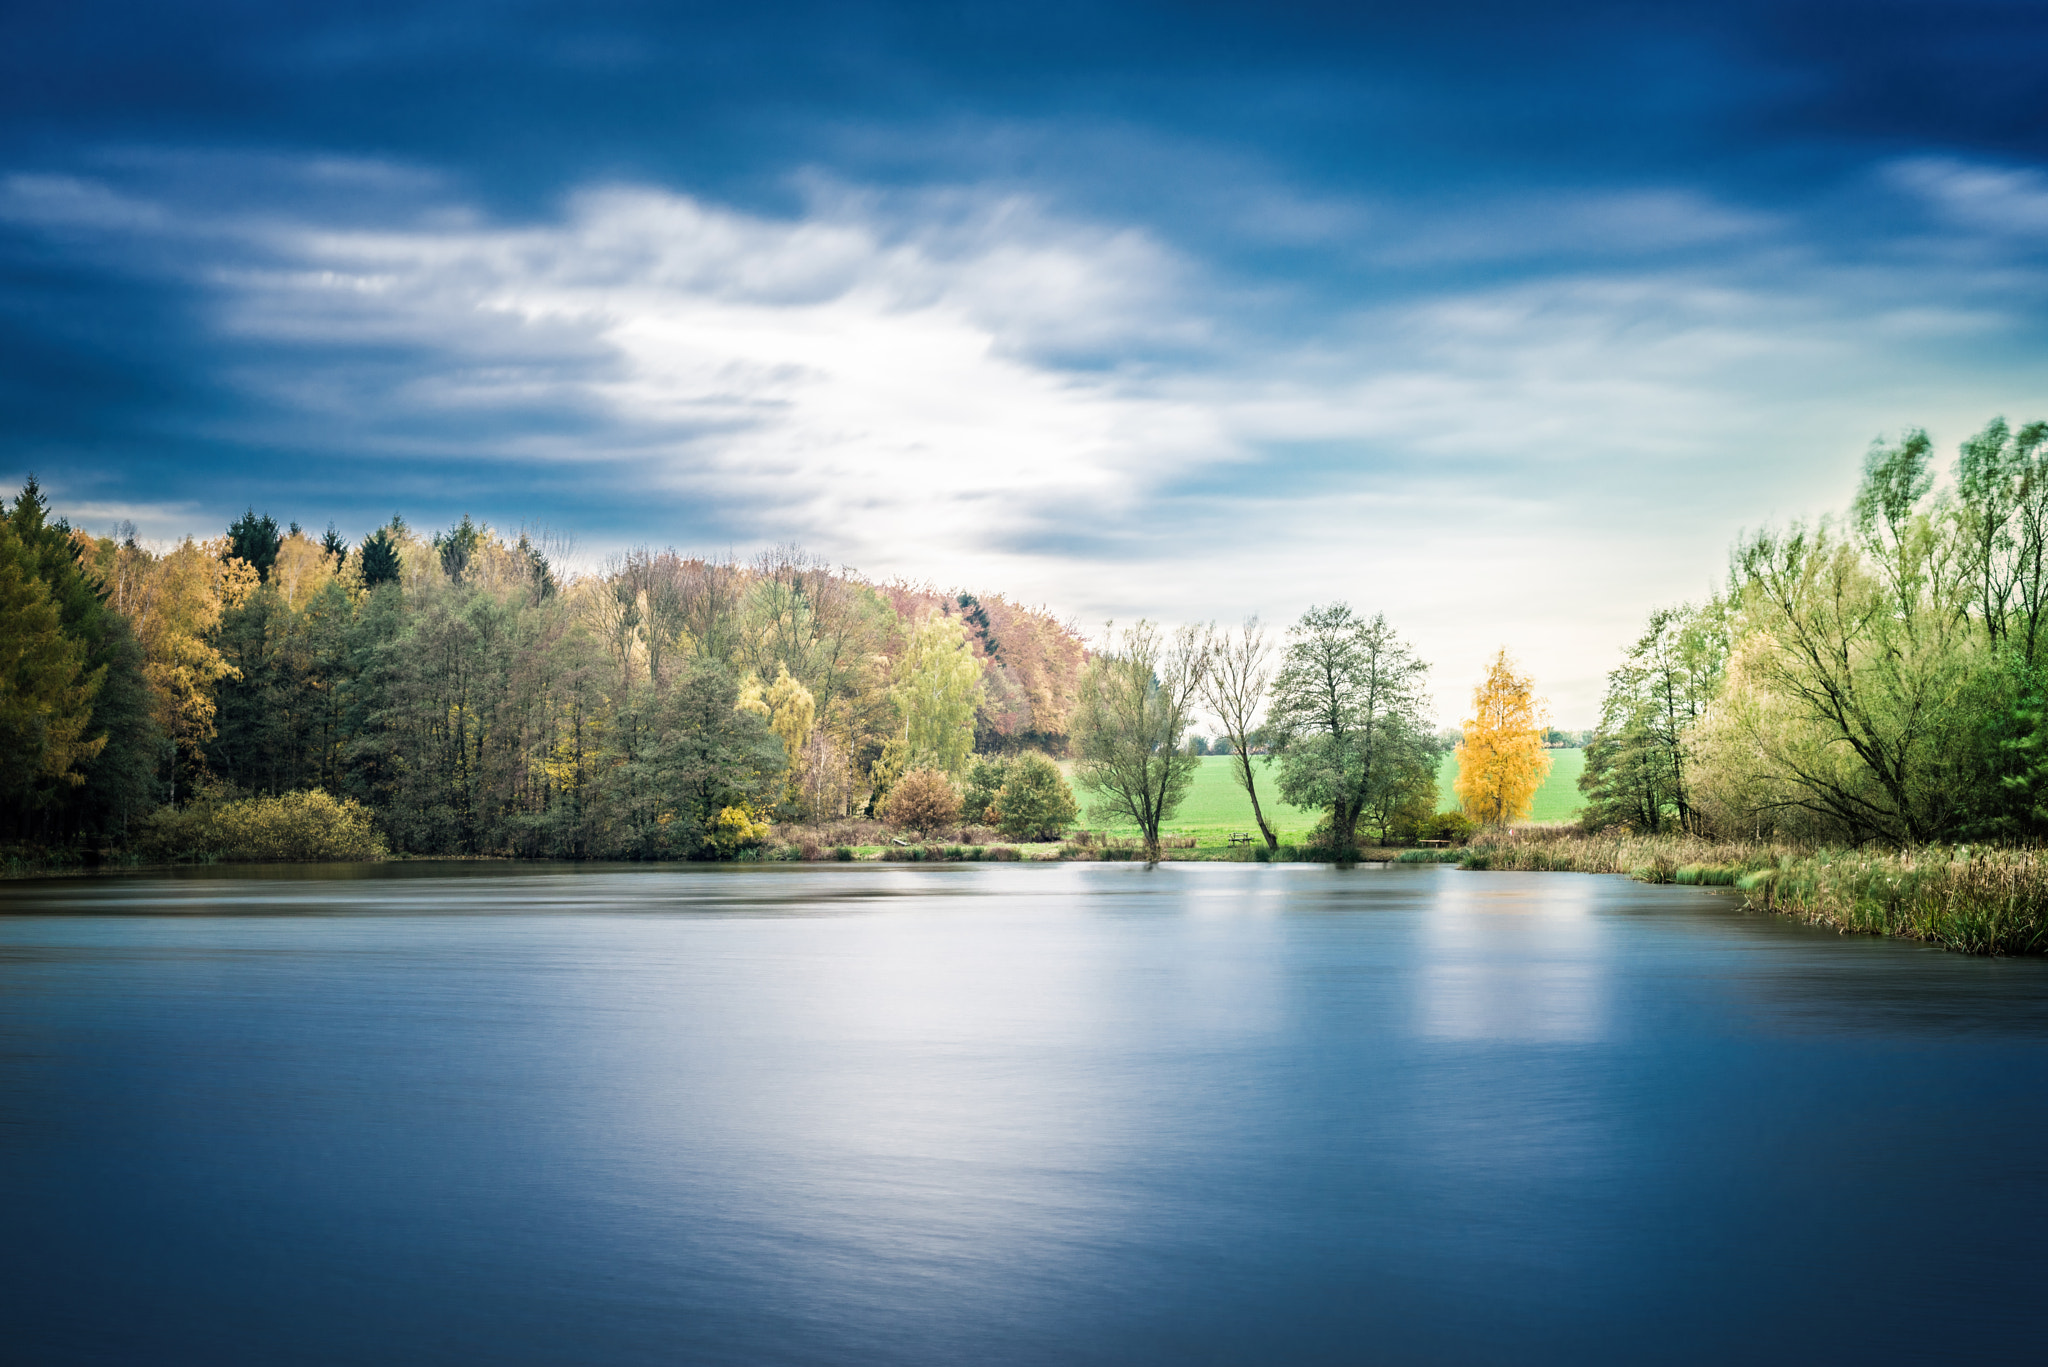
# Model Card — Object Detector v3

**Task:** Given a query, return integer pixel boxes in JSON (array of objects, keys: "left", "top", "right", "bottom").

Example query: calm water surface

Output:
[{"left": 4, "top": 863, "right": 2046, "bottom": 1365}]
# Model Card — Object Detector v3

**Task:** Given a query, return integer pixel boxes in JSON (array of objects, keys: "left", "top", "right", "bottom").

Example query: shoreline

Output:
[{"left": 14, "top": 833, "right": 2044, "bottom": 959}]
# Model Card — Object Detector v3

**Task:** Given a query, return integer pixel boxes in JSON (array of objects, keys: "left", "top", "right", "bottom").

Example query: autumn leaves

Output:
[{"left": 1453, "top": 650, "right": 1552, "bottom": 828}]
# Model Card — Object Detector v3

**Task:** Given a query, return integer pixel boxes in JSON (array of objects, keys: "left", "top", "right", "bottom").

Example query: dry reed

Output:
[{"left": 1457, "top": 827, "right": 2048, "bottom": 956}]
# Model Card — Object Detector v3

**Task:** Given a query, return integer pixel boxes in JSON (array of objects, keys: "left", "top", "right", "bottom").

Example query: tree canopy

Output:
[{"left": 1268, "top": 604, "right": 1432, "bottom": 854}]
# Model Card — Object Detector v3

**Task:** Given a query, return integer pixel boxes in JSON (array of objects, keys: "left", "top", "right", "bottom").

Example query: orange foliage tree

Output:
[{"left": 1453, "top": 648, "right": 1551, "bottom": 825}]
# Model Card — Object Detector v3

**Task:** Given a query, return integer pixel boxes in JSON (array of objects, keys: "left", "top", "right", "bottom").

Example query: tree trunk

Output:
[{"left": 1234, "top": 751, "right": 1279, "bottom": 849}]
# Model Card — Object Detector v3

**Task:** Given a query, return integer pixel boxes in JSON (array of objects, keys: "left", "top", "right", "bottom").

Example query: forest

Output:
[{"left": 1, "top": 488, "right": 1085, "bottom": 860}]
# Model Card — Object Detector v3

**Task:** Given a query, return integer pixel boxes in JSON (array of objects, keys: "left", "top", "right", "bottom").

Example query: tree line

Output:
[
  {"left": 1581, "top": 416, "right": 2048, "bottom": 846},
  {"left": 1, "top": 489, "right": 1086, "bottom": 859},
  {"left": 4, "top": 478, "right": 1568, "bottom": 863}
]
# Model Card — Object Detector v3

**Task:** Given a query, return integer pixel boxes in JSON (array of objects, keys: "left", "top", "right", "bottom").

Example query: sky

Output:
[{"left": 3, "top": 1, "right": 2046, "bottom": 725}]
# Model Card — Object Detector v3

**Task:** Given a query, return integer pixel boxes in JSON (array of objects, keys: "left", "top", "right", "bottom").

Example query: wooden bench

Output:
[
  {"left": 1227, "top": 832, "right": 1254, "bottom": 847},
  {"left": 1418, "top": 839, "right": 1450, "bottom": 848}
]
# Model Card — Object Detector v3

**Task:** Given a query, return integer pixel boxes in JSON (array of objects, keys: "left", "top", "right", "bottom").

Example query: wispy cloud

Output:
[
  {"left": 1888, "top": 157, "right": 2048, "bottom": 238},
  {"left": 7, "top": 157, "right": 2047, "bottom": 721}
]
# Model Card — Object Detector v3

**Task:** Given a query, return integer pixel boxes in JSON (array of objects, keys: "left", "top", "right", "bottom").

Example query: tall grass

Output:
[{"left": 1458, "top": 827, "right": 2048, "bottom": 956}]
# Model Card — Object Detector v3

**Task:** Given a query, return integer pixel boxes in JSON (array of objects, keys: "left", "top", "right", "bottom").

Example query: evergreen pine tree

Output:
[
  {"left": 0, "top": 511, "right": 105, "bottom": 833},
  {"left": 358, "top": 527, "right": 403, "bottom": 588},
  {"left": 226, "top": 508, "right": 283, "bottom": 581}
]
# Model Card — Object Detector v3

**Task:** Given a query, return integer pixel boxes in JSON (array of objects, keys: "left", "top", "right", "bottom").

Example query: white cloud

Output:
[
  {"left": 1888, "top": 157, "right": 2048, "bottom": 237},
  {"left": 11, "top": 159, "right": 2048, "bottom": 722}
]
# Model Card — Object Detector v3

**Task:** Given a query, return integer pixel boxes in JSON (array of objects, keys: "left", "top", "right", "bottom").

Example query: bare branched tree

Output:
[{"left": 1201, "top": 616, "right": 1279, "bottom": 850}]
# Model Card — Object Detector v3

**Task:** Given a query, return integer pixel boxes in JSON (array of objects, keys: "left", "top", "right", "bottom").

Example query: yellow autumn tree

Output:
[
  {"left": 764, "top": 664, "right": 816, "bottom": 763},
  {"left": 269, "top": 532, "right": 337, "bottom": 610},
  {"left": 747, "top": 664, "right": 817, "bottom": 813},
  {"left": 1453, "top": 648, "right": 1551, "bottom": 826},
  {"left": 128, "top": 538, "right": 255, "bottom": 798}
]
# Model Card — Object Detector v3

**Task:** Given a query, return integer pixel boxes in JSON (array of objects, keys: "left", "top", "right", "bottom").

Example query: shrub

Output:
[
  {"left": 1421, "top": 811, "right": 1478, "bottom": 845},
  {"left": 815, "top": 818, "right": 888, "bottom": 848},
  {"left": 138, "top": 790, "right": 388, "bottom": 863},
  {"left": 885, "top": 768, "right": 961, "bottom": 836},
  {"left": 833, "top": 846, "right": 855, "bottom": 862},
  {"left": 961, "top": 756, "right": 1012, "bottom": 825},
  {"left": 708, "top": 804, "right": 773, "bottom": 857},
  {"left": 989, "top": 753, "right": 1079, "bottom": 841},
  {"left": 988, "top": 846, "right": 1021, "bottom": 861}
]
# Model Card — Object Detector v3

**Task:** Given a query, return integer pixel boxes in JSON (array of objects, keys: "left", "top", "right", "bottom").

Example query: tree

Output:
[
  {"left": 742, "top": 664, "right": 818, "bottom": 815},
  {"left": 226, "top": 509, "right": 283, "bottom": 582},
  {"left": 4, "top": 484, "right": 161, "bottom": 842},
  {"left": 1713, "top": 432, "right": 1982, "bottom": 844},
  {"left": 358, "top": 526, "right": 403, "bottom": 589},
  {"left": 1953, "top": 416, "right": 2048, "bottom": 666},
  {"left": 435, "top": 514, "right": 487, "bottom": 583},
  {"left": 128, "top": 538, "right": 253, "bottom": 804},
  {"left": 1579, "top": 603, "right": 1727, "bottom": 833},
  {"left": 1268, "top": 604, "right": 1431, "bottom": 856},
  {"left": 1454, "top": 649, "right": 1551, "bottom": 826},
  {"left": 891, "top": 611, "right": 983, "bottom": 776},
  {"left": 990, "top": 752, "right": 1078, "bottom": 840},
  {"left": 962, "top": 754, "right": 1012, "bottom": 825},
  {"left": 0, "top": 513, "right": 105, "bottom": 823},
  {"left": 270, "top": 533, "right": 338, "bottom": 610},
  {"left": 885, "top": 767, "right": 960, "bottom": 836},
  {"left": 602, "top": 660, "right": 787, "bottom": 857},
  {"left": 1358, "top": 717, "right": 1440, "bottom": 843},
  {"left": 1201, "top": 615, "right": 1279, "bottom": 850},
  {"left": 1071, "top": 620, "right": 1208, "bottom": 863}
]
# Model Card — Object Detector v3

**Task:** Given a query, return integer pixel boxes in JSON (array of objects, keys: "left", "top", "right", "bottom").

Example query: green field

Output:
[
  {"left": 1072, "top": 750, "right": 1585, "bottom": 839},
  {"left": 1435, "top": 746, "right": 1586, "bottom": 823}
]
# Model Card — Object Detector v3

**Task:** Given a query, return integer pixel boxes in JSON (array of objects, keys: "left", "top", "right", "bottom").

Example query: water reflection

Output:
[
  {"left": 1418, "top": 873, "right": 1607, "bottom": 1041},
  {"left": 2, "top": 863, "right": 2045, "bottom": 1366}
]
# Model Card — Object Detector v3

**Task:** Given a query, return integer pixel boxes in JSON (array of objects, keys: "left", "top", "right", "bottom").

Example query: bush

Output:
[
  {"left": 708, "top": 804, "right": 772, "bottom": 857},
  {"left": 1421, "top": 811, "right": 1478, "bottom": 845},
  {"left": 884, "top": 768, "right": 961, "bottom": 836},
  {"left": 990, "top": 753, "right": 1079, "bottom": 841},
  {"left": 138, "top": 790, "right": 388, "bottom": 863},
  {"left": 961, "top": 756, "right": 1012, "bottom": 825}
]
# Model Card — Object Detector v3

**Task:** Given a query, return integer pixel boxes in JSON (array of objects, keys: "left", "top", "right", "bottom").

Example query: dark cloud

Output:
[{"left": 2, "top": 1, "right": 2045, "bottom": 719}]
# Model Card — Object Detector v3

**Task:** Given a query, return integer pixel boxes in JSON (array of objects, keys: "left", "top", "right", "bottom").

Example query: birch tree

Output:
[{"left": 1201, "top": 616, "right": 1279, "bottom": 850}]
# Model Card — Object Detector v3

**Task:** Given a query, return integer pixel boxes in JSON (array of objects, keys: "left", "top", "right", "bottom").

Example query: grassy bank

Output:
[
  {"left": 1064, "top": 751, "right": 1588, "bottom": 847},
  {"left": 1456, "top": 827, "right": 2048, "bottom": 956}
]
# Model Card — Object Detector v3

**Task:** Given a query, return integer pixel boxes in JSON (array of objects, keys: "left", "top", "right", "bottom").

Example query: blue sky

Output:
[{"left": 4, "top": 1, "right": 2046, "bottom": 722}]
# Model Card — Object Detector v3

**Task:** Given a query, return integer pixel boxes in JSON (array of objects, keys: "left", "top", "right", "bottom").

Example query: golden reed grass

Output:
[{"left": 1457, "top": 827, "right": 2048, "bottom": 956}]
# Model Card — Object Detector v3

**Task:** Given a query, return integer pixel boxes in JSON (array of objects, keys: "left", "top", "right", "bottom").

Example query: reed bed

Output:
[{"left": 1457, "top": 827, "right": 2048, "bottom": 956}]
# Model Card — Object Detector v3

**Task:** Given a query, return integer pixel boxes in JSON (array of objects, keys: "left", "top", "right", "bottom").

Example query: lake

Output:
[{"left": 4, "top": 862, "right": 2045, "bottom": 1365}]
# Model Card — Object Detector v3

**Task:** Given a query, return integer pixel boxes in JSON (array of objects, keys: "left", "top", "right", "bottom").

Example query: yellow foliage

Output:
[
  {"left": 270, "top": 533, "right": 337, "bottom": 610},
  {"left": 765, "top": 664, "right": 815, "bottom": 761},
  {"left": 139, "top": 789, "right": 388, "bottom": 862},
  {"left": 127, "top": 538, "right": 245, "bottom": 763},
  {"left": 1454, "top": 648, "right": 1552, "bottom": 826},
  {"left": 708, "top": 803, "right": 771, "bottom": 854},
  {"left": 735, "top": 673, "right": 771, "bottom": 719},
  {"left": 892, "top": 611, "right": 982, "bottom": 775}
]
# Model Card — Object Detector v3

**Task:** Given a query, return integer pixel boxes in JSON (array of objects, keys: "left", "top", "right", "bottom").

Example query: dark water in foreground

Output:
[{"left": 4, "top": 864, "right": 2047, "bottom": 1366}]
